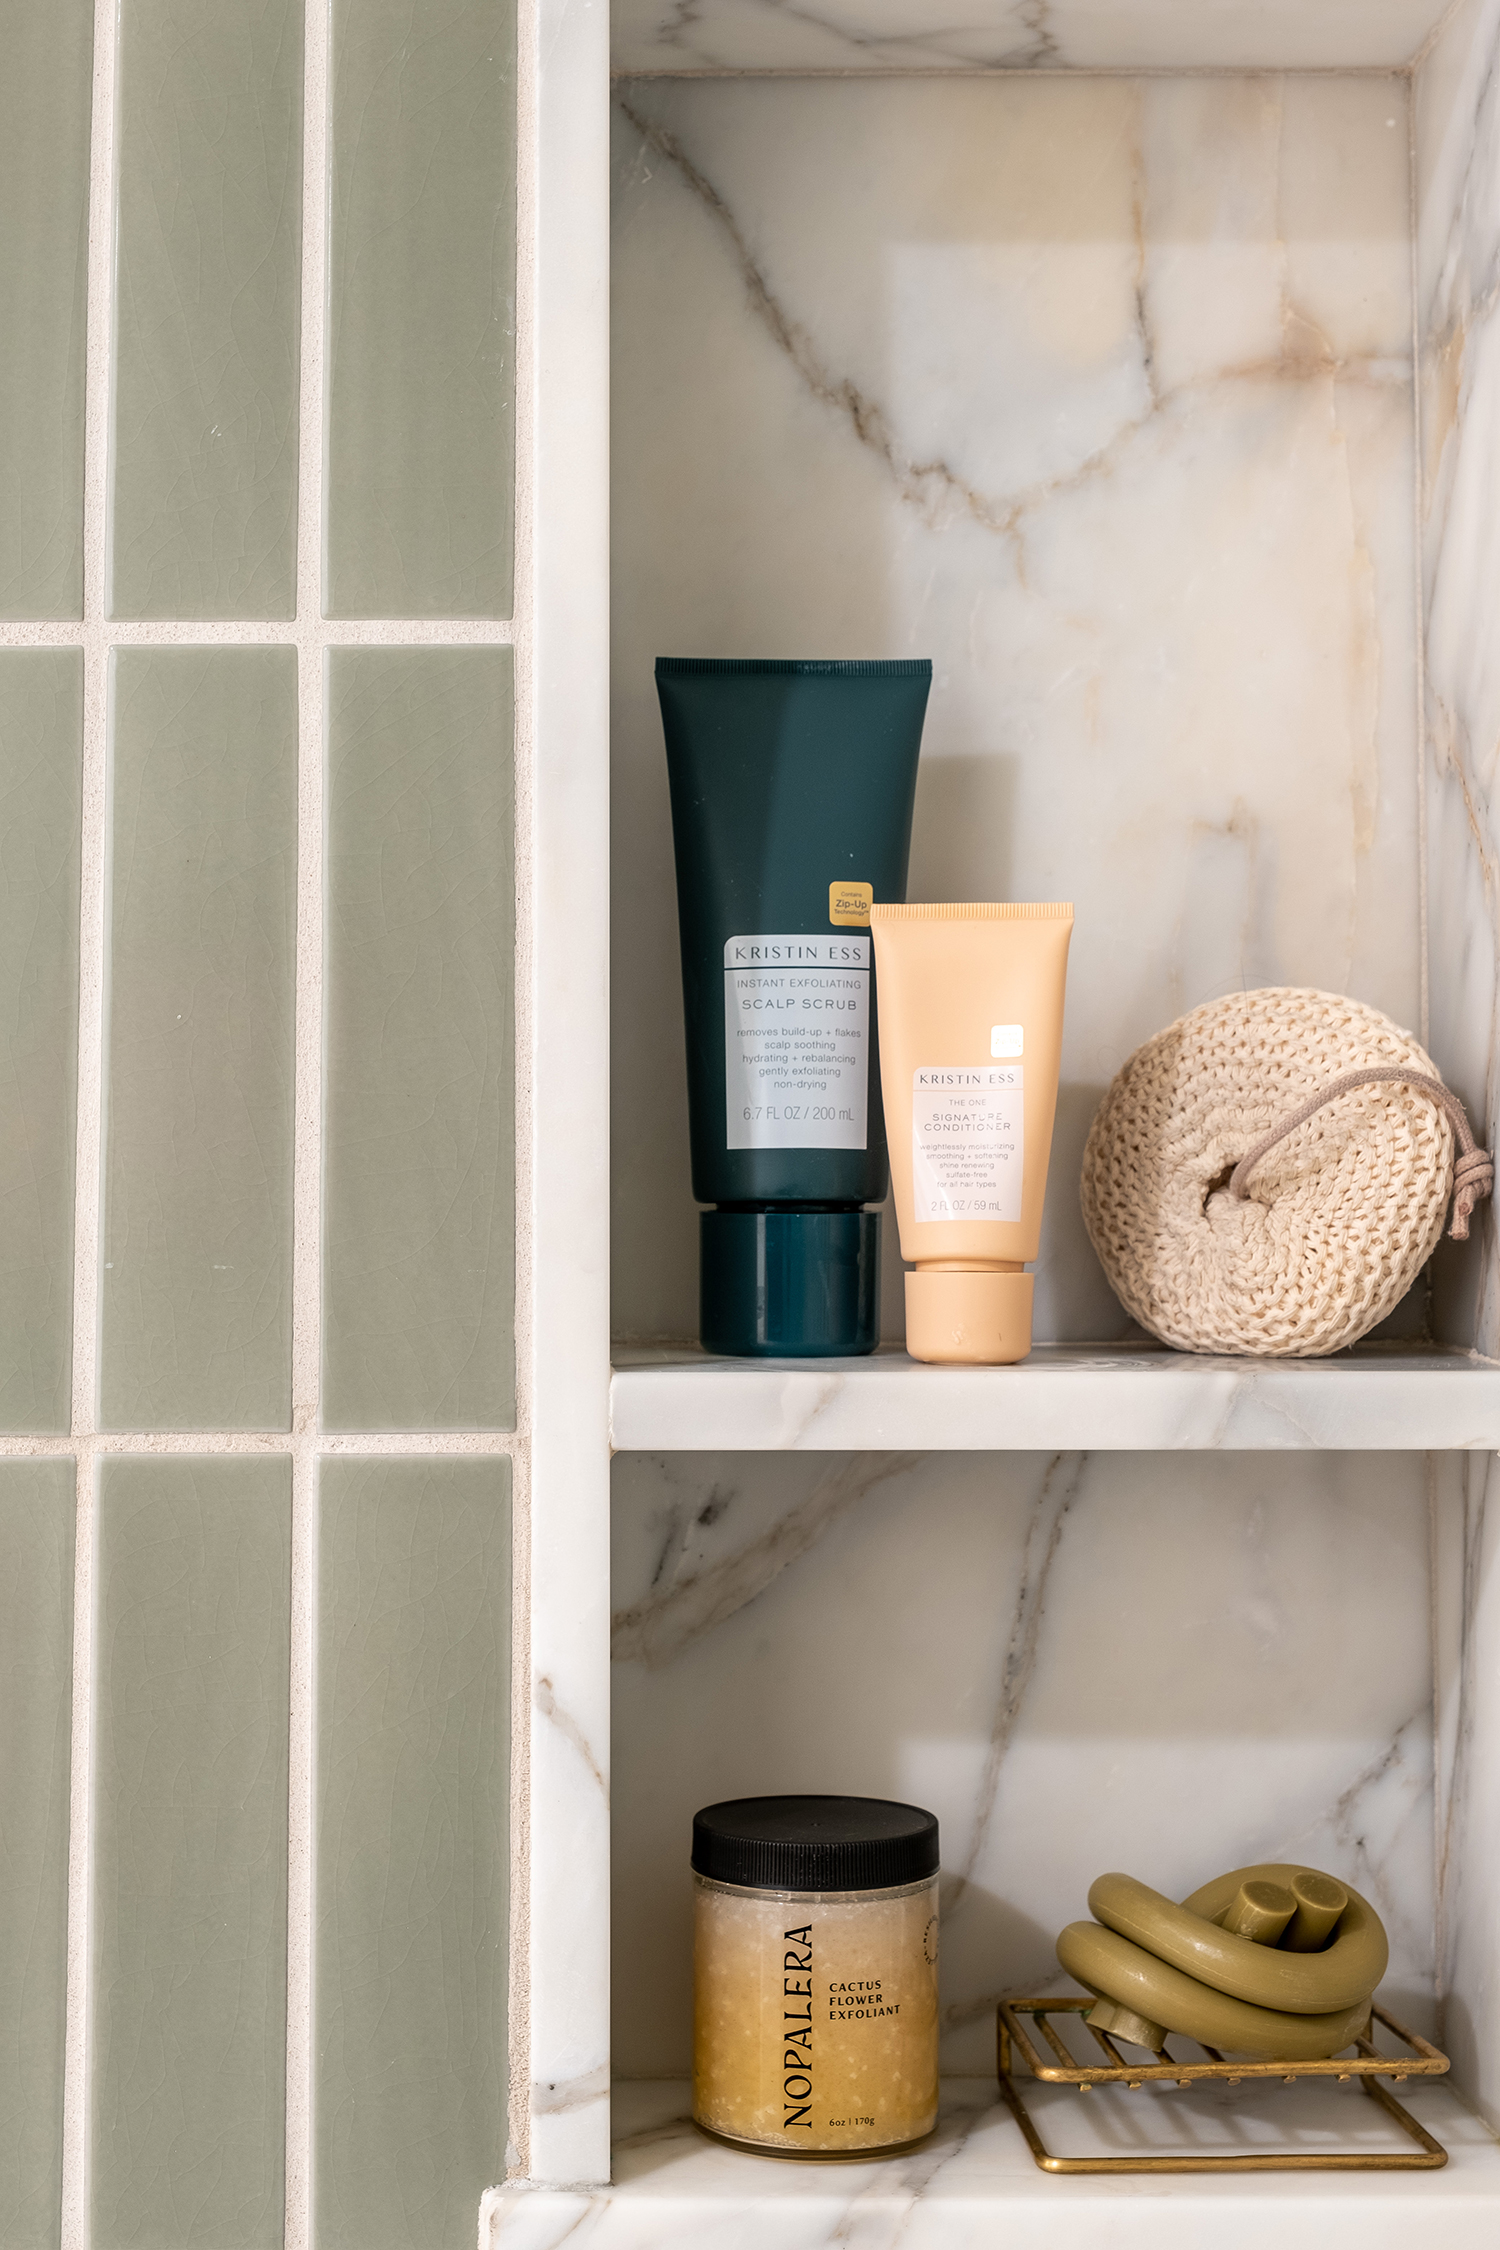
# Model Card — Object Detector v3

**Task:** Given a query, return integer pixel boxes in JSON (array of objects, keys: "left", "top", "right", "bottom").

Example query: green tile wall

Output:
[
  {"left": 92, "top": 1457, "right": 290, "bottom": 2250},
  {"left": 111, "top": 0, "right": 304, "bottom": 621},
  {"left": 102, "top": 649, "right": 297, "bottom": 1431},
  {"left": 0, "top": 1462, "right": 74, "bottom": 2250},
  {"left": 316, "top": 1459, "right": 510, "bottom": 2250},
  {"left": 323, "top": 649, "right": 514, "bottom": 1430},
  {"left": 0, "top": 656, "right": 81, "bottom": 1431},
  {"left": 326, "top": 0, "right": 516, "bottom": 618},
  {"left": 0, "top": 1, "right": 91, "bottom": 619}
]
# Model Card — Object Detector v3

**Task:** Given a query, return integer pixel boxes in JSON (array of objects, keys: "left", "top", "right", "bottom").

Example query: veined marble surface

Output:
[
  {"left": 1434, "top": 1452, "right": 1500, "bottom": 2136},
  {"left": 1417, "top": 0, "right": 1500, "bottom": 1359},
  {"left": 485, "top": 2077, "right": 1500, "bottom": 2247},
  {"left": 611, "top": 1343, "right": 1500, "bottom": 1450},
  {"left": 613, "top": 0, "right": 1453, "bottom": 77},
  {"left": 610, "top": 1451, "right": 1437, "bottom": 2078},
  {"left": 611, "top": 74, "right": 1421, "bottom": 1347}
]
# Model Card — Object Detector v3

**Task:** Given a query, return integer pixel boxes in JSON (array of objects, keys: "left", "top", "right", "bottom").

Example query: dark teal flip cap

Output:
[{"left": 700, "top": 1208, "right": 880, "bottom": 1358}]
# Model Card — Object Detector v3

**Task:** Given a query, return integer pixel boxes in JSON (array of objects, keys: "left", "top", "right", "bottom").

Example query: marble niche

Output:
[{"left": 602, "top": 0, "right": 1500, "bottom": 2166}]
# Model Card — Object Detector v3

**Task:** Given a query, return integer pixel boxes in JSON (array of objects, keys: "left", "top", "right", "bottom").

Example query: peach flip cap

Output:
[{"left": 904, "top": 1269, "right": 1034, "bottom": 1365}]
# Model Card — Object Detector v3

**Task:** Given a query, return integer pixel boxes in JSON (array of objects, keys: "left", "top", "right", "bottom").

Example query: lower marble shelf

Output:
[
  {"left": 610, "top": 1342, "right": 1500, "bottom": 1451},
  {"left": 487, "top": 2077, "right": 1500, "bottom": 2248}
]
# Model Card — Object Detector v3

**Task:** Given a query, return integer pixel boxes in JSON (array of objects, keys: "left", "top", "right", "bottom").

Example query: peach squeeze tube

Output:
[{"left": 868, "top": 904, "right": 1073, "bottom": 1364}]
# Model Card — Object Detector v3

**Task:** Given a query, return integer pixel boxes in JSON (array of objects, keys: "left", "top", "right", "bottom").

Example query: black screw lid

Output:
[{"left": 692, "top": 1794, "right": 939, "bottom": 1893}]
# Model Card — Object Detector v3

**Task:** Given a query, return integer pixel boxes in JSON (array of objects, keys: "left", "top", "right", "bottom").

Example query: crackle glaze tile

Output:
[
  {"left": 0, "top": 1, "right": 91, "bottom": 619},
  {"left": 101, "top": 649, "right": 297, "bottom": 1431},
  {"left": 92, "top": 1457, "right": 290, "bottom": 2250},
  {"left": 322, "top": 648, "right": 515, "bottom": 1431},
  {"left": 0, "top": 1462, "right": 73, "bottom": 2250},
  {"left": 0, "top": 656, "right": 81, "bottom": 1431},
  {"left": 326, "top": 0, "right": 516, "bottom": 618},
  {"left": 111, "top": 0, "right": 303, "bottom": 620},
  {"left": 316, "top": 1459, "right": 510, "bottom": 2250}
]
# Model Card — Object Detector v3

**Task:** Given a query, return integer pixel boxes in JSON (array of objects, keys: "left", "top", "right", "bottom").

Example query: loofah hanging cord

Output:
[{"left": 1228, "top": 1067, "right": 1495, "bottom": 1241}]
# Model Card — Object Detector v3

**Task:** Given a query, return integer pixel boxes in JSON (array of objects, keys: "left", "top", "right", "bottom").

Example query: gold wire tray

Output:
[{"left": 997, "top": 1998, "right": 1451, "bottom": 2173}]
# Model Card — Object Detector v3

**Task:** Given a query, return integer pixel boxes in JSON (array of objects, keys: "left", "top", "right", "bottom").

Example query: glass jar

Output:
[{"left": 692, "top": 1794, "right": 940, "bottom": 2157}]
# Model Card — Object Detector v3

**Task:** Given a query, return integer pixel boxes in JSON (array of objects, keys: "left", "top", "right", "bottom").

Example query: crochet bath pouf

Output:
[{"left": 1080, "top": 988, "right": 1490, "bottom": 1358}]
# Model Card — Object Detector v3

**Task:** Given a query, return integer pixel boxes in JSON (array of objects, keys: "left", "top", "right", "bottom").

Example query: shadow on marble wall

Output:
[
  {"left": 909, "top": 752, "right": 1016, "bottom": 904},
  {"left": 611, "top": 1449, "right": 1437, "bottom": 2075}
]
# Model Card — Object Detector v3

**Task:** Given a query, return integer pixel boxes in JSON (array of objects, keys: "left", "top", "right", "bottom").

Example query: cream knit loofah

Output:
[{"left": 1079, "top": 989, "right": 1483, "bottom": 1358}]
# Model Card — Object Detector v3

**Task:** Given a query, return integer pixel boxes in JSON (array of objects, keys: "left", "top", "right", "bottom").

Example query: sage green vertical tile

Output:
[
  {"left": 326, "top": 0, "right": 516, "bottom": 618},
  {"left": 93, "top": 1457, "right": 290, "bottom": 2250},
  {"left": 111, "top": 0, "right": 303, "bottom": 620},
  {"left": 102, "top": 650, "right": 296, "bottom": 1430},
  {"left": 0, "top": 1462, "right": 74, "bottom": 2250},
  {"left": 0, "top": 656, "right": 80, "bottom": 1431},
  {"left": 0, "top": 2, "right": 91, "bottom": 618},
  {"left": 317, "top": 1459, "right": 509, "bottom": 2250},
  {"left": 323, "top": 649, "right": 514, "bottom": 1429}
]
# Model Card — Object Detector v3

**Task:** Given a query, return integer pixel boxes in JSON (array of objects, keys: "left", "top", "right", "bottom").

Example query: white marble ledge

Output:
[
  {"left": 487, "top": 2078, "right": 1500, "bottom": 2248},
  {"left": 610, "top": 1343, "right": 1500, "bottom": 1452},
  {"left": 611, "top": 0, "right": 1455, "bottom": 75}
]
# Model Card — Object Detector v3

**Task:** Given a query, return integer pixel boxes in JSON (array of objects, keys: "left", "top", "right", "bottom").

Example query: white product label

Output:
[
  {"left": 724, "top": 933, "right": 870, "bottom": 1151},
  {"left": 912, "top": 1066, "right": 1024, "bottom": 1223},
  {"left": 991, "top": 1024, "right": 1024, "bottom": 1058}
]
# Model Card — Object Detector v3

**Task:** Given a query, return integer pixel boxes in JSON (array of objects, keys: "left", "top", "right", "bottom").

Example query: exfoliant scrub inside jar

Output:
[{"left": 692, "top": 1795, "right": 939, "bottom": 2157}]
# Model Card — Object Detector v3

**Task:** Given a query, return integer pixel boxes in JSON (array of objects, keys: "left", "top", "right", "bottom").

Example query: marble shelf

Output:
[
  {"left": 610, "top": 1342, "right": 1500, "bottom": 1452},
  {"left": 487, "top": 2077, "right": 1500, "bottom": 2247}
]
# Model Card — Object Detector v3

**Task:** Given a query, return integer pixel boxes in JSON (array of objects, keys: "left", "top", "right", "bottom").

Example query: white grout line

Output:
[
  {"left": 69, "top": 647, "right": 107, "bottom": 1451},
  {"left": 59, "top": 0, "right": 121, "bottom": 2235},
  {"left": 1409, "top": 0, "right": 1468, "bottom": 76},
  {"left": 506, "top": 0, "right": 538, "bottom": 2162},
  {"left": 0, "top": 617, "right": 517, "bottom": 648},
  {"left": 0, "top": 1431, "right": 522, "bottom": 1458},
  {"left": 283, "top": 0, "right": 330, "bottom": 2236}
]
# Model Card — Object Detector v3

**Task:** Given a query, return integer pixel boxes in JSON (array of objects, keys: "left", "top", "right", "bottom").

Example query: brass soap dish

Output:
[{"left": 997, "top": 1998, "right": 1451, "bottom": 2173}]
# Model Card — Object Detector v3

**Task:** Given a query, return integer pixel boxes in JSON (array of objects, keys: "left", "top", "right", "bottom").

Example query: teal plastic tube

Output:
[{"left": 657, "top": 657, "right": 931, "bottom": 1356}]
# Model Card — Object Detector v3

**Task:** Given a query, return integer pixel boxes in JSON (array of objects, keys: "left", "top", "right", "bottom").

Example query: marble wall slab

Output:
[
  {"left": 612, "top": 1449, "right": 1437, "bottom": 2075},
  {"left": 1433, "top": 1452, "right": 1500, "bottom": 2134},
  {"left": 612, "top": 75, "right": 1420, "bottom": 1344},
  {"left": 1416, "top": 0, "right": 1500, "bottom": 1359},
  {"left": 613, "top": 0, "right": 1451, "bottom": 76},
  {"left": 1420, "top": 0, "right": 1500, "bottom": 2058}
]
